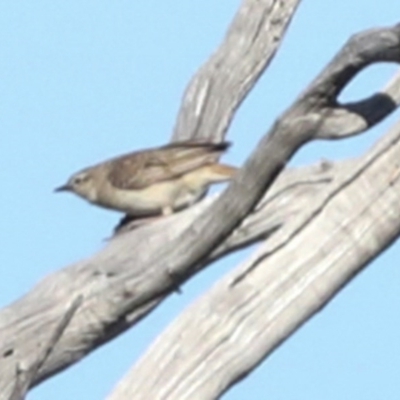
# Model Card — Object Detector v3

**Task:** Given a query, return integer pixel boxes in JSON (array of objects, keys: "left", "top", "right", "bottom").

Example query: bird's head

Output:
[{"left": 54, "top": 169, "right": 98, "bottom": 202}]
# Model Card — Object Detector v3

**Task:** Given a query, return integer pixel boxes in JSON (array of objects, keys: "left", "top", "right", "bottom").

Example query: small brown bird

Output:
[{"left": 55, "top": 141, "right": 237, "bottom": 218}]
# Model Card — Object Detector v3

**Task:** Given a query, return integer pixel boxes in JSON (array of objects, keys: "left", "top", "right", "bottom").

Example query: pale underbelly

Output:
[{"left": 98, "top": 180, "right": 206, "bottom": 216}]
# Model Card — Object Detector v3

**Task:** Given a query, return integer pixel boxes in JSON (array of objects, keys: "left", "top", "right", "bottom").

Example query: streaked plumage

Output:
[{"left": 55, "top": 141, "right": 237, "bottom": 218}]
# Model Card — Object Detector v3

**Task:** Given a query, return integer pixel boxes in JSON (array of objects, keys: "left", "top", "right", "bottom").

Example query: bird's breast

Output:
[{"left": 97, "top": 179, "right": 204, "bottom": 216}]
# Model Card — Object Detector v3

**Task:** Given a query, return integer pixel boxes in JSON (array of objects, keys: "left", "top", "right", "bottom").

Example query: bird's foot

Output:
[
  {"left": 112, "top": 214, "right": 163, "bottom": 236},
  {"left": 167, "top": 269, "right": 183, "bottom": 294}
]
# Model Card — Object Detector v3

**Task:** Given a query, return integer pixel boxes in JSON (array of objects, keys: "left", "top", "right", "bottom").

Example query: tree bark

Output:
[
  {"left": 108, "top": 118, "right": 400, "bottom": 399},
  {"left": 1, "top": 1, "right": 399, "bottom": 399}
]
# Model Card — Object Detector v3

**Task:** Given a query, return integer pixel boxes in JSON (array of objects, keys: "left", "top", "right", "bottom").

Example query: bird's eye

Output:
[{"left": 74, "top": 175, "right": 88, "bottom": 185}]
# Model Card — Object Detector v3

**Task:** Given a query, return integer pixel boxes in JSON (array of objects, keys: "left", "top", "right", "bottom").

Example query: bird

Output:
[{"left": 55, "top": 140, "right": 237, "bottom": 220}]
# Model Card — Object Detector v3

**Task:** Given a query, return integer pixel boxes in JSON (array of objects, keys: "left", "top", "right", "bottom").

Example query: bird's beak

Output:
[{"left": 54, "top": 184, "right": 71, "bottom": 193}]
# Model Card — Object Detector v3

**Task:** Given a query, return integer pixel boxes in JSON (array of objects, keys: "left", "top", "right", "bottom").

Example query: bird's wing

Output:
[{"left": 108, "top": 141, "right": 231, "bottom": 190}]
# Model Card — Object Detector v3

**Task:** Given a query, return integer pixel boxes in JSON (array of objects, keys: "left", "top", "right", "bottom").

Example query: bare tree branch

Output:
[
  {"left": 172, "top": 0, "right": 301, "bottom": 142},
  {"left": 1, "top": 0, "right": 399, "bottom": 397},
  {"left": 111, "top": 24, "right": 400, "bottom": 316},
  {"left": 0, "top": 1, "right": 300, "bottom": 397},
  {"left": 107, "top": 111, "right": 400, "bottom": 400},
  {"left": 8, "top": 297, "right": 82, "bottom": 400},
  {"left": 106, "top": 24, "right": 400, "bottom": 400},
  {"left": 299, "top": 25, "right": 400, "bottom": 139}
]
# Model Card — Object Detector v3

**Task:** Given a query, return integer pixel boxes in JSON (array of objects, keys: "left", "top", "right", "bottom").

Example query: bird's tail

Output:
[
  {"left": 183, "top": 163, "right": 238, "bottom": 188},
  {"left": 206, "top": 163, "right": 238, "bottom": 182}
]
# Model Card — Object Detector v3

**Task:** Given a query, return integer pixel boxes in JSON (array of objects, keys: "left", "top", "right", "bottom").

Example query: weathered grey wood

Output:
[
  {"left": 113, "top": 25, "right": 400, "bottom": 317},
  {"left": 9, "top": 297, "right": 82, "bottom": 400},
  {"left": 0, "top": 1, "right": 301, "bottom": 398},
  {"left": 1, "top": 0, "right": 399, "bottom": 397},
  {"left": 106, "top": 22, "right": 400, "bottom": 400},
  {"left": 172, "top": 0, "right": 301, "bottom": 143},
  {"left": 108, "top": 119, "right": 400, "bottom": 400}
]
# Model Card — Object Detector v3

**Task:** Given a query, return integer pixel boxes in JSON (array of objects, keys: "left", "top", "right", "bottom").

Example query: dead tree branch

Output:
[
  {"left": 106, "top": 23, "right": 400, "bottom": 400},
  {"left": 8, "top": 297, "right": 82, "bottom": 400},
  {"left": 0, "top": 1, "right": 301, "bottom": 397},
  {"left": 1, "top": 0, "right": 399, "bottom": 397},
  {"left": 108, "top": 119, "right": 400, "bottom": 400}
]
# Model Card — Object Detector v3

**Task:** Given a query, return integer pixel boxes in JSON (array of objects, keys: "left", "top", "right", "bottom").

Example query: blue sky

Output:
[{"left": 0, "top": 2, "right": 399, "bottom": 399}]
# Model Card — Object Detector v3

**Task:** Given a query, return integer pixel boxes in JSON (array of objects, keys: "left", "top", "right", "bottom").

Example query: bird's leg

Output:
[
  {"left": 161, "top": 206, "right": 174, "bottom": 216},
  {"left": 163, "top": 266, "right": 183, "bottom": 294},
  {"left": 112, "top": 205, "right": 176, "bottom": 237},
  {"left": 114, "top": 214, "right": 136, "bottom": 231},
  {"left": 112, "top": 214, "right": 162, "bottom": 236}
]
